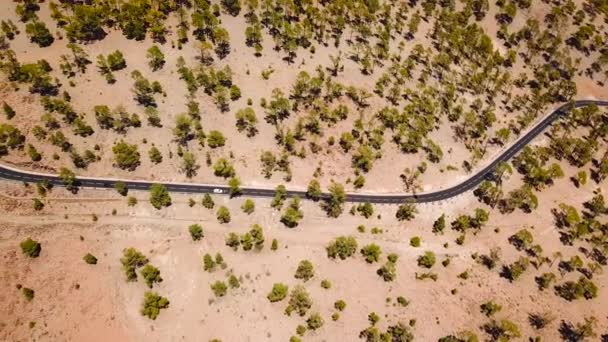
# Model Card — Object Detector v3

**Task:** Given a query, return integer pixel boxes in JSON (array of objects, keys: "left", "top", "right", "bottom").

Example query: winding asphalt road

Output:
[{"left": 1, "top": 100, "right": 606, "bottom": 203}]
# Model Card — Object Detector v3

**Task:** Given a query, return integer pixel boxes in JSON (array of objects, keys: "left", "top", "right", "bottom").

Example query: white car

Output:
[{"left": 213, "top": 188, "right": 224, "bottom": 194}]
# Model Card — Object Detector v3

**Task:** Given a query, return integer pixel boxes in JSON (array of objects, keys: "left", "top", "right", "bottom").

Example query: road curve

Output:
[{"left": 1, "top": 100, "right": 607, "bottom": 203}]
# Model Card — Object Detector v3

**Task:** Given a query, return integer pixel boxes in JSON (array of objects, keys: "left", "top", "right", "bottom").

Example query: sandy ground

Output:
[
  {"left": 0, "top": 168, "right": 606, "bottom": 341},
  {"left": 1, "top": 1, "right": 605, "bottom": 195}
]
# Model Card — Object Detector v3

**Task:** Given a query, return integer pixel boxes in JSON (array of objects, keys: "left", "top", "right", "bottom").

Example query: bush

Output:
[
  {"left": 148, "top": 146, "right": 162, "bottom": 163},
  {"left": 202, "top": 194, "right": 215, "bottom": 209},
  {"left": 203, "top": 254, "right": 216, "bottom": 272},
  {"left": 334, "top": 300, "right": 346, "bottom": 311},
  {"left": 216, "top": 206, "right": 231, "bottom": 223},
  {"left": 25, "top": 21, "right": 54, "bottom": 47},
  {"left": 22, "top": 287, "right": 35, "bottom": 301},
  {"left": 149, "top": 184, "right": 171, "bottom": 209},
  {"left": 360, "top": 244, "right": 382, "bottom": 263},
  {"left": 114, "top": 181, "right": 128, "bottom": 196},
  {"left": 207, "top": 130, "right": 226, "bottom": 148},
  {"left": 417, "top": 251, "right": 436, "bottom": 268},
  {"left": 326, "top": 236, "right": 358, "bottom": 260},
  {"left": 306, "top": 313, "right": 324, "bottom": 330},
  {"left": 377, "top": 261, "right": 397, "bottom": 281},
  {"left": 211, "top": 281, "right": 228, "bottom": 297},
  {"left": 107, "top": 50, "right": 126, "bottom": 71},
  {"left": 267, "top": 283, "right": 289, "bottom": 302},
  {"left": 320, "top": 279, "right": 331, "bottom": 289},
  {"left": 480, "top": 301, "right": 502, "bottom": 317},
  {"left": 120, "top": 248, "right": 148, "bottom": 281},
  {"left": 410, "top": 237, "right": 421, "bottom": 247},
  {"left": 228, "top": 274, "right": 240, "bottom": 289},
  {"left": 146, "top": 45, "right": 165, "bottom": 71},
  {"left": 241, "top": 199, "right": 255, "bottom": 214},
  {"left": 112, "top": 140, "right": 140, "bottom": 170},
  {"left": 20, "top": 238, "right": 41, "bottom": 258},
  {"left": 32, "top": 198, "right": 44, "bottom": 210},
  {"left": 189, "top": 224, "right": 204, "bottom": 241},
  {"left": 3, "top": 102, "right": 16, "bottom": 119},
  {"left": 213, "top": 158, "right": 235, "bottom": 178},
  {"left": 396, "top": 202, "right": 418, "bottom": 221},
  {"left": 141, "top": 264, "right": 162, "bottom": 288},
  {"left": 83, "top": 253, "right": 98, "bottom": 264},
  {"left": 285, "top": 285, "right": 312, "bottom": 316},
  {"left": 141, "top": 291, "right": 169, "bottom": 320},
  {"left": 294, "top": 260, "right": 315, "bottom": 282}
]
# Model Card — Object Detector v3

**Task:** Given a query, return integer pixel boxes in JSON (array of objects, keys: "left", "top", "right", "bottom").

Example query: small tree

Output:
[
  {"left": 203, "top": 254, "right": 216, "bottom": 272},
  {"left": 417, "top": 251, "right": 436, "bottom": 268},
  {"left": 322, "top": 182, "right": 345, "bottom": 217},
  {"left": 148, "top": 146, "right": 162, "bottom": 163},
  {"left": 107, "top": 50, "right": 126, "bottom": 71},
  {"left": 120, "top": 248, "right": 148, "bottom": 281},
  {"left": 396, "top": 202, "right": 418, "bottom": 221},
  {"left": 306, "top": 313, "right": 324, "bottom": 330},
  {"left": 22, "top": 287, "right": 35, "bottom": 301},
  {"left": 294, "top": 260, "right": 315, "bottom": 282},
  {"left": 3, "top": 102, "right": 16, "bottom": 119},
  {"left": 267, "top": 283, "right": 289, "bottom": 302},
  {"left": 480, "top": 301, "right": 502, "bottom": 317},
  {"left": 149, "top": 184, "right": 171, "bottom": 209},
  {"left": 20, "top": 238, "right": 41, "bottom": 258},
  {"left": 202, "top": 194, "right": 215, "bottom": 209},
  {"left": 207, "top": 130, "right": 226, "bottom": 148},
  {"left": 146, "top": 45, "right": 165, "bottom": 71},
  {"left": 25, "top": 21, "right": 54, "bottom": 47},
  {"left": 112, "top": 140, "right": 140, "bottom": 171},
  {"left": 83, "top": 253, "right": 98, "bottom": 264},
  {"left": 360, "top": 244, "right": 382, "bottom": 263},
  {"left": 211, "top": 281, "right": 228, "bottom": 297},
  {"left": 217, "top": 206, "right": 231, "bottom": 223},
  {"left": 114, "top": 181, "right": 128, "bottom": 196},
  {"left": 141, "top": 264, "right": 163, "bottom": 288},
  {"left": 59, "top": 167, "right": 78, "bottom": 193},
  {"left": 326, "top": 236, "right": 358, "bottom": 260},
  {"left": 334, "top": 300, "right": 346, "bottom": 311},
  {"left": 241, "top": 199, "right": 255, "bottom": 214},
  {"left": 306, "top": 179, "right": 322, "bottom": 200},
  {"left": 141, "top": 291, "right": 169, "bottom": 320},
  {"left": 189, "top": 224, "right": 204, "bottom": 241},
  {"left": 285, "top": 285, "right": 312, "bottom": 316}
]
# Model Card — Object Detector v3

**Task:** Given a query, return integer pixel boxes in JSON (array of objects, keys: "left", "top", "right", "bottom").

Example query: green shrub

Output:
[
  {"left": 285, "top": 285, "right": 312, "bottom": 316},
  {"left": 294, "top": 260, "right": 314, "bottom": 282},
  {"left": 267, "top": 283, "right": 289, "bottom": 302},
  {"left": 360, "top": 243, "right": 382, "bottom": 263},
  {"left": 241, "top": 199, "right": 255, "bottom": 214},
  {"left": 320, "top": 279, "right": 331, "bottom": 289},
  {"left": 211, "top": 281, "right": 228, "bottom": 297},
  {"left": 141, "top": 291, "right": 169, "bottom": 320},
  {"left": 189, "top": 224, "right": 204, "bottom": 241},
  {"left": 149, "top": 184, "right": 171, "bottom": 209},
  {"left": 20, "top": 238, "right": 41, "bottom": 258},
  {"left": 334, "top": 299, "right": 346, "bottom": 311},
  {"left": 216, "top": 206, "right": 231, "bottom": 223},
  {"left": 326, "top": 236, "right": 357, "bottom": 260},
  {"left": 22, "top": 287, "right": 35, "bottom": 301},
  {"left": 141, "top": 264, "right": 162, "bottom": 288},
  {"left": 417, "top": 251, "right": 436, "bottom": 268},
  {"left": 410, "top": 237, "right": 421, "bottom": 247},
  {"left": 120, "top": 248, "right": 148, "bottom": 281},
  {"left": 202, "top": 194, "right": 215, "bottom": 209},
  {"left": 480, "top": 301, "right": 502, "bottom": 317},
  {"left": 83, "top": 253, "right": 98, "bottom": 265},
  {"left": 306, "top": 313, "right": 324, "bottom": 330}
]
